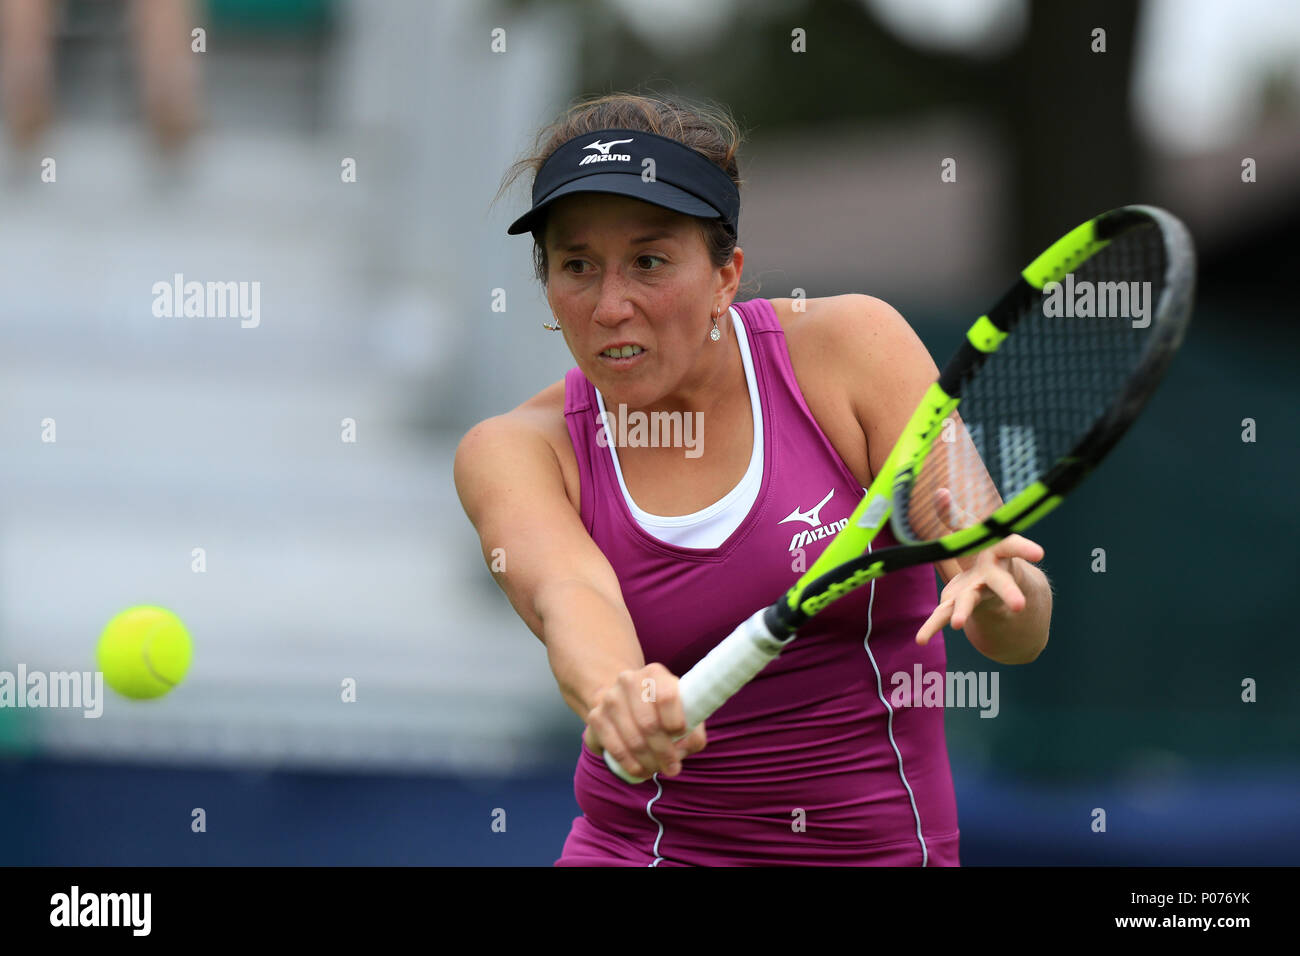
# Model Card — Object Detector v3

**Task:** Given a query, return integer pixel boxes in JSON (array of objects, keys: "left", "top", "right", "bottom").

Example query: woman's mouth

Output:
[{"left": 598, "top": 344, "right": 646, "bottom": 366}]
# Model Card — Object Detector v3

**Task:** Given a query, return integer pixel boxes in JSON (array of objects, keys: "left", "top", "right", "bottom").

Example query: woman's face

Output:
[{"left": 543, "top": 193, "right": 741, "bottom": 409}]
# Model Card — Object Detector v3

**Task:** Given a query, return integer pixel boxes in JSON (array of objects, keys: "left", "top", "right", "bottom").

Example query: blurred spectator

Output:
[{"left": 0, "top": 0, "right": 200, "bottom": 150}]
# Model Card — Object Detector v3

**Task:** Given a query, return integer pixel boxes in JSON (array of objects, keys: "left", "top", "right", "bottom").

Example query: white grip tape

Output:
[
  {"left": 678, "top": 608, "right": 787, "bottom": 727},
  {"left": 603, "top": 608, "right": 788, "bottom": 784}
]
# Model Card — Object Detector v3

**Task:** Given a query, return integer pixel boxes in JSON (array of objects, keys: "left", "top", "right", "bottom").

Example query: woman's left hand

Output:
[{"left": 915, "top": 534, "right": 1045, "bottom": 646}]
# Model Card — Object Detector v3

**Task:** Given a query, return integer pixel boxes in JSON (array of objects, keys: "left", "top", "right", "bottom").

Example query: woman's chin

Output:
[
  {"left": 583, "top": 366, "right": 652, "bottom": 406},
  {"left": 599, "top": 388, "right": 649, "bottom": 410}
]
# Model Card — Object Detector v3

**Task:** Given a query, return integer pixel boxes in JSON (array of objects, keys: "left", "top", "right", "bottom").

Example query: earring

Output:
[
  {"left": 542, "top": 320, "right": 561, "bottom": 331},
  {"left": 710, "top": 306, "right": 722, "bottom": 342}
]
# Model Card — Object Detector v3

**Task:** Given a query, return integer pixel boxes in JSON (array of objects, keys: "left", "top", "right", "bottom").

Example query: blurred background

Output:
[{"left": 0, "top": 0, "right": 1296, "bottom": 865}]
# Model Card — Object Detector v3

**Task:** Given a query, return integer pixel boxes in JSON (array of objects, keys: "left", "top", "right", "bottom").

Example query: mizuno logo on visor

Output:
[{"left": 580, "top": 138, "right": 633, "bottom": 165}]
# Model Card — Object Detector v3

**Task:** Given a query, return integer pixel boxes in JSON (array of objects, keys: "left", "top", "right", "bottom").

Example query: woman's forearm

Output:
[{"left": 534, "top": 578, "right": 646, "bottom": 721}]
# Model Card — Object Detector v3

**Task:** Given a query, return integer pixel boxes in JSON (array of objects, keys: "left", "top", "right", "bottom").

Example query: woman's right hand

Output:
[{"left": 583, "top": 663, "right": 708, "bottom": 779}]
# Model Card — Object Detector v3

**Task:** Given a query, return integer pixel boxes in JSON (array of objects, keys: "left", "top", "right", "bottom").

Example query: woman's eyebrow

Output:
[
  {"left": 556, "top": 230, "right": 678, "bottom": 253},
  {"left": 628, "top": 230, "right": 676, "bottom": 245}
]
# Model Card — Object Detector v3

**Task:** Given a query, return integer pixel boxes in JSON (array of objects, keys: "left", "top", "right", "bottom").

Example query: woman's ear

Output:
[{"left": 720, "top": 246, "right": 744, "bottom": 301}]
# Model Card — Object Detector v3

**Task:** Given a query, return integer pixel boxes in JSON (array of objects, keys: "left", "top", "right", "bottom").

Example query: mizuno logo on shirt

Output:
[
  {"left": 779, "top": 489, "right": 835, "bottom": 527},
  {"left": 780, "top": 489, "right": 847, "bottom": 552},
  {"left": 786, "top": 519, "right": 849, "bottom": 553}
]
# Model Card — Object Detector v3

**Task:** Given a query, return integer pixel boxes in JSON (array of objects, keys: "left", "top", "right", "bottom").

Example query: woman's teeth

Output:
[{"left": 602, "top": 346, "right": 644, "bottom": 358}]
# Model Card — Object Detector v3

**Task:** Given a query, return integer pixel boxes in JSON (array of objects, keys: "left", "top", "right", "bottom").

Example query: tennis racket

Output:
[{"left": 605, "top": 203, "right": 1196, "bottom": 783}]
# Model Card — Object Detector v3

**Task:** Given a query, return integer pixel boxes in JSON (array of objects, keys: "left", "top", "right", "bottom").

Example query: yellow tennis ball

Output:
[{"left": 96, "top": 605, "right": 192, "bottom": 700}]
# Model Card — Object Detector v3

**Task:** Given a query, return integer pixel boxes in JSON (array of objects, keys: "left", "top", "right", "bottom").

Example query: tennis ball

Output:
[{"left": 96, "top": 605, "right": 192, "bottom": 700}]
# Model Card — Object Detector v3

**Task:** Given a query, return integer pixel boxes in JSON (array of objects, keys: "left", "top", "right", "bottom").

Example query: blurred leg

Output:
[
  {"left": 129, "top": 0, "right": 199, "bottom": 151},
  {"left": 0, "top": 0, "right": 57, "bottom": 147}
]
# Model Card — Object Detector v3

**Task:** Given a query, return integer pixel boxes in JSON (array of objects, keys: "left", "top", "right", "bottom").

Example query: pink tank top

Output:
[{"left": 560, "top": 297, "right": 960, "bottom": 865}]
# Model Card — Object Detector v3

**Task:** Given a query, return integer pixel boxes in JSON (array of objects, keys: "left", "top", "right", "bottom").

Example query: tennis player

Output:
[{"left": 455, "top": 94, "right": 1052, "bottom": 866}]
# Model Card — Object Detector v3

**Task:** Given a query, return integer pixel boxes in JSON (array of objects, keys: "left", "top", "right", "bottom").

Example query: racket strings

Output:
[{"left": 898, "top": 223, "right": 1169, "bottom": 543}]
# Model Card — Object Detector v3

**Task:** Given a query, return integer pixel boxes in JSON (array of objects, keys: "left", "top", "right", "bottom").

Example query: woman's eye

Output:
[
  {"left": 637, "top": 255, "right": 664, "bottom": 269},
  {"left": 564, "top": 260, "right": 589, "bottom": 274}
]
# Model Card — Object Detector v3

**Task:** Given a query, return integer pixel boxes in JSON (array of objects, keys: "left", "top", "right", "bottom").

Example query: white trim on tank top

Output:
[{"left": 594, "top": 306, "right": 763, "bottom": 549}]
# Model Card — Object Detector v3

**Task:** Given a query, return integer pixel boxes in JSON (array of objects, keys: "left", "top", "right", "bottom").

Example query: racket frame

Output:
[{"left": 767, "top": 204, "right": 1195, "bottom": 637}]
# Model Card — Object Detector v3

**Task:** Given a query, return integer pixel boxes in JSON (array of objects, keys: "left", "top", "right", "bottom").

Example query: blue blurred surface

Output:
[{"left": 3, "top": 756, "right": 1295, "bottom": 866}]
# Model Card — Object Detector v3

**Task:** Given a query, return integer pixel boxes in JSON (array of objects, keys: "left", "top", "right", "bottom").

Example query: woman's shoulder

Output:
[
  {"left": 454, "top": 379, "right": 582, "bottom": 511},
  {"left": 759, "top": 294, "right": 930, "bottom": 488},
  {"left": 761, "top": 293, "right": 921, "bottom": 404},
  {"left": 767, "top": 293, "right": 930, "bottom": 394},
  {"left": 765, "top": 293, "right": 907, "bottom": 343},
  {"left": 459, "top": 379, "right": 569, "bottom": 460}
]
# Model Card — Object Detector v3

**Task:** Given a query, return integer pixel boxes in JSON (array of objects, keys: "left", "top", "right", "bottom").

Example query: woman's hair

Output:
[{"left": 498, "top": 92, "right": 745, "bottom": 285}]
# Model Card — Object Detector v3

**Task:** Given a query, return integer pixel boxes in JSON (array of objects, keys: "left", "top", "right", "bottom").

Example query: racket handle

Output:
[{"left": 603, "top": 607, "right": 792, "bottom": 784}]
